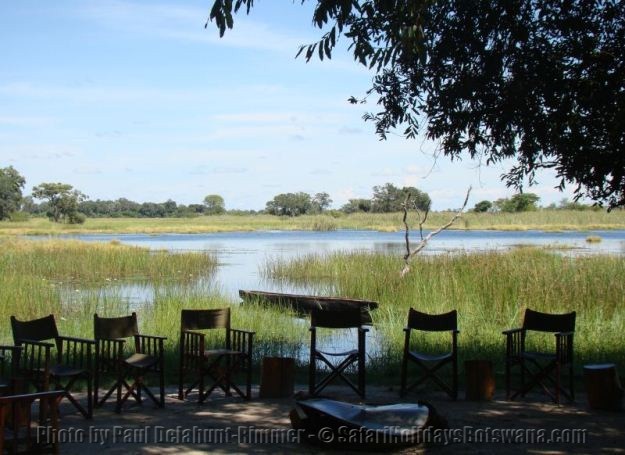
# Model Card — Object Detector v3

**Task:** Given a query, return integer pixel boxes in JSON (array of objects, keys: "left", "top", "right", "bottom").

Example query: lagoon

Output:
[{"left": 59, "top": 229, "right": 625, "bottom": 304}]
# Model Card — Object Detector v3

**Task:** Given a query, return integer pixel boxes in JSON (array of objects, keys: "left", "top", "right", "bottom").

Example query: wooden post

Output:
[
  {"left": 260, "top": 357, "right": 295, "bottom": 399},
  {"left": 583, "top": 364, "right": 624, "bottom": 411},
  {"left": 464, "top": 359, "right": 495, "bottom": 401}
]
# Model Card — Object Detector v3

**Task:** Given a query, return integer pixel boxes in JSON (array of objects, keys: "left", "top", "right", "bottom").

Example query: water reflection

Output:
[{"left": 57, "top": 229, "right": 625, "bottom": 302}]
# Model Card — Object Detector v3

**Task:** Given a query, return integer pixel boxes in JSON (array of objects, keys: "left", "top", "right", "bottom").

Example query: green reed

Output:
[
  {"left": 0, "top": 238, "right": 310, "bottom": 383},
  {"left": 264, "top": 248, "right": 625, "bottom": 381}
]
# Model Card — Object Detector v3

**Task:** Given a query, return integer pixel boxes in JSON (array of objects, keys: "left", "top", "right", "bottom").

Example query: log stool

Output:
[
  {"left": 583, "top": 364, "right": 624, "bottom": 411},
  {"left": 464, "top": 359, "right": 495, "bottom": 401},
  {"left": 259, "top": 357, "right": 295, "bottom": 398}
]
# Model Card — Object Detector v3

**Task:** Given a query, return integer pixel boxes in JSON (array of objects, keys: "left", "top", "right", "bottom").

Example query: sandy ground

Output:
[{"left": 44, "top": 385, "right": 625, "bottom": 454}]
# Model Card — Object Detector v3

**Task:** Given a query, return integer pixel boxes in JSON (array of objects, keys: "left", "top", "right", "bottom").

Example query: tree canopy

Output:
[
  {"left": 494, "top": 193, "right": 541, "bottom": 212},
  {"left": 265, "top": 192, "right": 313, "bottom": 216},
  {"left": 32, "top": 182, "right": 87, "bottom": 224},
  {"left": 371, "top": 183, "right": 431, "bottom": 212},
  {"left": 203, "top": 194, "right": 226, "bottom": 215},
  {"left": 208, "top": 0, "right": 625, "bottom": 208},
  {"left": 0, "top": 166, "right": 25, "bottom": 220}
]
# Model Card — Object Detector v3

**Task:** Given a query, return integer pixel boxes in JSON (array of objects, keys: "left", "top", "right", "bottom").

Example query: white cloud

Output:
[{"left": 0, "top": 115, "right": 58, "bottom": 127}]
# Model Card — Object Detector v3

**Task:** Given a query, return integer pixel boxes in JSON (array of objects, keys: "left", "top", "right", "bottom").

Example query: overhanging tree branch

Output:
[{"left": 401, "top": 186, "right": 472, "bottom": 277}]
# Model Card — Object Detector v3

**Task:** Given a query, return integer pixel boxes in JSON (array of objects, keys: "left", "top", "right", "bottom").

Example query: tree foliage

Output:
[
  {"left": 204, "top": 194, "right": 226, "bottom": 215},
  {"left": 0, "top": 166, "right": 25, "bottom": 220},
  {"left": 311, "top": 192, "right": 332, "bottom": 213},
  {"left": 494, "top": 193, "right": 540, "bottom": 212},
  {"left": 208, "top": 0, "right": 625, "bottom": 208},
  {"left": 32, "top": 182, "right": 87, "bottom": 224},
  {"left": 265, "top": 192, "right": 313, "bottom": 216},
  {"left": 340, "top": 198, "right": 372, "bottom": 214},
  {"left": 371, "top": 183, "right": 431, "bottom": 212},
  {"left": 473, "top": 200, "right": 493, "bottom": 213}
]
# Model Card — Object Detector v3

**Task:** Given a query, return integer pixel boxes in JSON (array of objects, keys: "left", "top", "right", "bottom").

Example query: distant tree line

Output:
[
  {"left": 472, "top": 194, "right": 601, "bottom": 213},
  {"left": 265, "top": 183, "right": 431, "bottom": 217},
  {"left": 0, "top": 166, "right": 608, "bottom": 224},
  {"left": 24, "top": 194, "right": 240, "bottom": 220}
]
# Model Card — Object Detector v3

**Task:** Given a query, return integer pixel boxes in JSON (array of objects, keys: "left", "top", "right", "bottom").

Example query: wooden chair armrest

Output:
[
  {"left": 96, "top": 337, "right": 126, "bottom": 345},
  {"left": 358, "top": 327, "right": 369, "bottom": 333},
  {"left": 0, "top": 389, "right": 65, "bottom": 404},
  {"left": 555, "top": 331, "right": 574, "bottom": 363},
  {"left": 135, "top": 334, "right": 166, "bottom": 358},
  {"left": 17, "top": 339, "right": 55, "bottom": 349},
  {"left": 230, "top": 329, "right": 254, "bottom": 355},
  {"left": 231, "top": 329, "right": 255, "bottom": 336},
  {"left": 503, "top": 328, "right": 524, "bottom": 359},
  {"left": 57, "top": 335, "right": 96, "bottom": 345},
  {"left": 136, "top": 334, "right": 167, "bottom": 341},
  {"left": 0, "top": 345, "right": 22, "bottom": 353},
  {"left": 56, "top": 336, "right": 95, "bottom": 369}
]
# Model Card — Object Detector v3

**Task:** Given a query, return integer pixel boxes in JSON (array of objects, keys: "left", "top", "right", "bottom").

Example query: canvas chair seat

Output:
[
  {"left": 408, "top": 351, "right": 454, "bottom": 363},
  {"left": 124, "top": 353, "right": 159, "bottom": 369},
  {"left": 521, "top": 351, "right": 557, "bottom": 361},
  {"left": 49, "top": 364, "right": 88, "bottom": 378},
  {"left": 318, "top": 348, "right": 359, "bottom": 357},
  {"left": 203, "top": 348, "right": 242, "bottom": 358}
]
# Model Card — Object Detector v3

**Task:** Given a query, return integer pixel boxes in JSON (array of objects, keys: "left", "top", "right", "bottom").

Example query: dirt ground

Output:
[{"left": 48, "top": 385, "right": 624, "bottom": 454}]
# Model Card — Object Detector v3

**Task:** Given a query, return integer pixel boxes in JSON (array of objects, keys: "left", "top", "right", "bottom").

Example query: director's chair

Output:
[
  {"left": 400, "top": 308, "right": 458, "bottom": 400},
  {"left": 503, "top": 308, "right": 576, "bottom": 403},
  {"left": 309, "top": 308, "right": 368, "bottom": 398}
]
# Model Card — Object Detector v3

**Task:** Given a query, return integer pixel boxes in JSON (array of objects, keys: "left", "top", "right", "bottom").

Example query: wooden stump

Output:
[
  {"left": 584, "top": 363, "right": 624, "bottom": 411},
  {"left": 464, "top": 359, "right": 495, "bottom": 401},
  {"left": 259, "top": 357, "right": 295, "bottom": 399}
]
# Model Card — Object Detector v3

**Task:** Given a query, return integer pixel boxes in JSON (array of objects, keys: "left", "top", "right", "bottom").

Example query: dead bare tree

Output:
[{"left": 401, "top": 187, "right": 472, "bottom": 277}]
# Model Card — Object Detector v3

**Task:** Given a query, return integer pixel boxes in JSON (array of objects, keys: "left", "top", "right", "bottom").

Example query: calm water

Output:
[{"left": 60, "top": 229, "right": 625, "bottom": 304}]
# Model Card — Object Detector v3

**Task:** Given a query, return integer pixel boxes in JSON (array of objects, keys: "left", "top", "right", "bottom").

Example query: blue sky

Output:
[{"left": 0, "top": 0, "right": 578, "bottom": 210}]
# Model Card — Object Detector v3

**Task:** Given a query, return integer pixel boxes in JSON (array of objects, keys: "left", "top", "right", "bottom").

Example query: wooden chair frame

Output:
[
  {"left": 400, "top": 309, "right": 458, "bottom": 400},
  {"left": 178, "top": 308, "right": 254, "bottom": 402},
  {"left": 309, "top": 308, "right": 368, "bottom": 398},
  {"left": 93, "top": 312, "right": 166, "bottom": 413},
  {"left": 11, "top": 315, "right": 94, "bottom": 419},
  {"left": 503, "top": 308, "right": 576, "bottom": 403},
  {"left": 0, "top": 390, "right": 64, "bottom": 455},
  {"left": 0, "top": 346, "right": 21, "bottom": 396}
]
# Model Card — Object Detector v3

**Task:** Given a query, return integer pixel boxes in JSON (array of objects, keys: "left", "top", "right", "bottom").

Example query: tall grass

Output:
[
  {"left": 1, "top": 209, "right": 624, "bottom": 235},
  {"left": 265, "top": 248, "right": 625, "bottom": 381},
  {"left": 3, "top": 237, "right": 624, "bottom": 388},
  {"left": 0, "top": 238, "right": 310, "bottom": 382},
  {"left": 0, "top": 238, "right": 216, "bottom": 341}
]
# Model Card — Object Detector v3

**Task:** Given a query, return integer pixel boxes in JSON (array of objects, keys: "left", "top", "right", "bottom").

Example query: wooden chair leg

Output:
[
  {"left": 505, "top": 360, "right": 511, "bottom": 399},
  {"left": 160, "top": 368, "right": 165, "bottom": 408},
  {"left": 452, "top": 356, "right": 458, "bottom": 400}
]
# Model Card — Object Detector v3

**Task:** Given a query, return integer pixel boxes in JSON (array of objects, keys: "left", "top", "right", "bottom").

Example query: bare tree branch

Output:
[{"left": 401, "top": 186, "right": 472, "bottom": 277}]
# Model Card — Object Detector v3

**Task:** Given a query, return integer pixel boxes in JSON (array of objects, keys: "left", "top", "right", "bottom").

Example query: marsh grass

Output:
[
  {"left": 3, "top": 236, "right": 624, "bottom": 389},
  {"left": 1, "top": 209, "right": 625, "bottom": 235},
  {"left": 265, "top": 249, "right": 625, "bottom": 382},
  {"left": 0, "top": 238, "right": 310, "bottom": 383}
]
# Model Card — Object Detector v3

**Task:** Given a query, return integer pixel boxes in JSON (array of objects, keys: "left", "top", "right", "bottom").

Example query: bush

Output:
[
  {"left": 67, "top": 212, "right": 86, "bottom": 224},
  {"left": 8, "top": 211, "right": 30, "bottom": 222}
]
